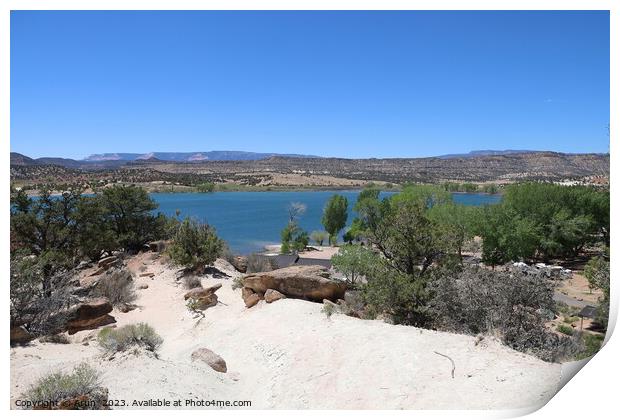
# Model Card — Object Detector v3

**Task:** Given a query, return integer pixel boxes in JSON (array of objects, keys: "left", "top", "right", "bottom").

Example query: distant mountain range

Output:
[
  {"left": 83, "top": 151, "right": 318, "bottom": 162},
  {"left": 10, "top": 151, "right": 320, "bottom": 169},
  {"left": 437, "top": 150, "right": 543, "bottom": 159},
  {"left": 10, "top": 149, "right": 608, "bottom": 169}
]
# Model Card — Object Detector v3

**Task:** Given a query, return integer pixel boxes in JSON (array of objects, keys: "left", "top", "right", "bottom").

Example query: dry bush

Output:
[
  {"left": 246, "top": 254, "right": 273, "bottom": 273},
  {"left": 93, "top": 269, "right": 136, "bottom": 307},
  {"left": 183, "top": 275, "right": 202, "bottom": 289},
  {"left": 430, "top": 266, "right": 580, "bottom": 362},
  {"left": 97, "top": 323, "right": 163, "bottom": 354},
  {"left": 10, "top": 257, "right": 78, "bottom": 337},
  {"left": 39, "top": 333, "right": 71, "bottom": 344},
  {"left": 21, "top": 363, "right": 103, "bottom": 409},
  {"left": 220, "top": 245, "right": 237, "bottom": 266}
]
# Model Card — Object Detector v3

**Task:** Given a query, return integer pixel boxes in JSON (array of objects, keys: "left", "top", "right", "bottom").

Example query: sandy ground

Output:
[
  {"left": 263, "top": 245, "right": 340, "bottom": 260},
  {"left": 11, "top": 252, "right": 565, "bottom": 410},
  {"left": 557, "top": 272, "right": 603, "bottom": 306}
]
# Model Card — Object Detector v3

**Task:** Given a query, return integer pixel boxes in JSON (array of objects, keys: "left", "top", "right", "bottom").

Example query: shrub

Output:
[
  {"left": 168, "top": 218, "right": 224, "bottom": 272},
  {"left": 97, "top": 323, "right": 163, "bottom": 353},
  {"left": 220, "top": 245, "right": 236, "bottom": 266},
  {"left": 322, "top": 302, "right": 338, "bottom": 318},
  {"left": 22, "top": 363, "right": 101, "bottom": 409},
  {"left": 231, "top": 276, "right": 244, "bottom": 290},
  {"left": 557, "top": 324, "right": 574, "bottom": 336},
  {"left": 39, "top": 333, "right": 71, "bottom": 344},
  {"left": 280, "top": 222, "right": 309, "bottom": 254},
  {"left": 310, "top": 230, "right": 329, "bottom": 246},
  {"left": 93, "top": 269, "right": 136, "bottom": 307},
  {"left": 577, "top": 333, "right": 604, "bottom": 359},
  {"left": 246, "top": 254, "right": 274, "bottom": 273},
  {"left": 584, "top": 255, "right": 610, "bottom": 329},
  {"left": 331, "top": 245, "right": 376, "bottom": 285},
  {"left": 183, "top": 276, "right": 202, "bottom": 289},
  {"left": 430, "top": 266, "right": 579, "bottom": 362},
  {"left": 10, "top": 254, "right": 78, "bottom": 337}
]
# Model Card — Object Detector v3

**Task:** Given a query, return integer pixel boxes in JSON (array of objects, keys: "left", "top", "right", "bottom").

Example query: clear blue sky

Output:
[{"left": 11, "top": 10, "right": 609, "bottom": 159}]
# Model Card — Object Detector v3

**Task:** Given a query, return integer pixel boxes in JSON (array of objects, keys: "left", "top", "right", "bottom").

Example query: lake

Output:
[{"left": 152, "top": 191, "right": 501, "bottom": 255}]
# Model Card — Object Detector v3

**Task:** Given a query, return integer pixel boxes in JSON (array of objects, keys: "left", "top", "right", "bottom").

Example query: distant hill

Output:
[
  {"left": 10, "top": 152, "right": 36, "bottom": 166},
  {"left": 83, "top": 151, "right": 318, "bottom": 162},
  {"left": 437, "top": 150, "right": 542, "bottom": 159}
]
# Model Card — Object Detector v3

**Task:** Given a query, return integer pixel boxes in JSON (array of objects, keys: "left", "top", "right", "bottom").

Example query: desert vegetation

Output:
[
  {"left": 331, "top": 182, "right": 610, "bottom": 360},
  {"left": 97, "top": 323, "right": 163, "bottom": 354},
  {"left": 21, "top": 363, "right": 106, "bottom": 410}
]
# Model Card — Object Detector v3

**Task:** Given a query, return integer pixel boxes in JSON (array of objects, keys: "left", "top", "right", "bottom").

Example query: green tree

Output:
[
  {"left": 10, "top": 188, "right": 81, "bottom": 294},
  {"left": 352, "top": 185, "right": 456, "bottom": 326},
  {"left": 97, "top": 185, "right": 166, "bottom": 252},
  {"left": 168, "top": 218, "right": 224, "bottom": 272},
  {"left": 321, "top": 194, "right": 349, "bottom": 245},
  {"left": 310, "top": 230, "right": 329, "bottom": 246},
  {"left": 196, "top": 182, "right": 215, "bottom": 193},
  {"left": 584, "top": 254, "right": 610, "bottom": 330},
  {"left": 428, "top": 203, "right": 477, "bottom": 262},
  {"left": 280, "top": 222, "right": 309, "bottom": 253},
  {"left": 476, "top": 204, "right": 539, "bottom": 267},
  {"left": 331, "top": 245, "right": 376, "bottom": 285}
]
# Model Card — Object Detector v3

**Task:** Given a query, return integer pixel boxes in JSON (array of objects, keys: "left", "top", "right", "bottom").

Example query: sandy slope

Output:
[{"left": 10, "top": 253, "right": 564, "bottom": 410}]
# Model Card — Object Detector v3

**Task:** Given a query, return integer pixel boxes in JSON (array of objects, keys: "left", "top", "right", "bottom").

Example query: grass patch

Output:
[
  {"left": 557, "top": 324, "right": 575, "bottom": 336},
  {"left": 577, "top": 333, "right": 605, "bottom": 359},
  {"left": 97, "top": 323, "right": 163, "bottom": 353},
  {"left": 22, "top": 363, "right": 101, "bottom": 408}
]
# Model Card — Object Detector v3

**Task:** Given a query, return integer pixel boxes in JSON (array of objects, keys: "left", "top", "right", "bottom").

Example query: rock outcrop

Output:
[
  {"left": 242, "top": 265, "right": 346, "bottom": 302},
  {"left": 231, "top": 256, "right": 248, "bottom": 273},
  {"left": 65, "top": 298, "right": 116, "bottom": 335},
  {"left": 264, "top": 289, "right": 286, "bottom": 303},
  {"left": 10, "top": 325, "right": 33, "bottom": 345},
  {"left": 183, "top": 284, "right": 221, "bottom": 310},
  {"left": 191, "top": 348, "right": 227, "bottom": 373}
]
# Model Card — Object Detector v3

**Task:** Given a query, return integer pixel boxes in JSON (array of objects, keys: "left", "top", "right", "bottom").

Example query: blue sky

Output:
[{"left": 11, "top": 10, "right": 609, "bottom": 159}]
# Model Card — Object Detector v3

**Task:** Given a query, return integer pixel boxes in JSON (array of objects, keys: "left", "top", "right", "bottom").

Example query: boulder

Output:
[
  {"left": 65, "top": 298, "right": 116, "bottom": 335},
  {"left": 192, "top": 293, "right": 218, "bottom": 310},
  {"left": 191, "top": 348, "right": 227, "bottom": 373},
  {"left": 231, "top": 256, "right": 248, "bottom": 273},
  {"left": 242, "top": 265, "right": 346, "bottom": 302},
  {"left": 264, "top": 289, "right": 286, "bottom": 303},
  {"left": 10, "top": 325, "right": 33, "bottom": 345},
  {"left": 244, "top": 293, "right": 261, "bottom": 308},
  {"left": 183, "top": 283, "right": 222, "bottom": 300},
  {"left": 214, "top": 258, "right": 237, "bottom": 273},
  {"left": 139, "top": 272, "right": 155, "bottom": 278}
]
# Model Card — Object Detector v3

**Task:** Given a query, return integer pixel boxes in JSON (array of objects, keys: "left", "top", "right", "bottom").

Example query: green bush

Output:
[
  {"left": 22, "top": 363, "right": 101, "bottom": 408},
  {"left": 557, "top": 324, "right": 574, "bottom": 336},
  {"left": 97, "top": 323, "right": 163, "bottom": 353},
  {"left": 577, "top": 333, "right": 604, "bottom": 359},
  {"left": 168, "top": 218, "right": 224, "bottom": 272},
  {"left": 280, "top": 222, "right": 309, "bottom": 254}
]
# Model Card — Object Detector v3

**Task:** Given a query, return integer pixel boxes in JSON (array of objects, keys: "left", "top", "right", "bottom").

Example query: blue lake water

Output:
[{"left": 152, "top": 191, "right": 501, "bottom": 255}]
